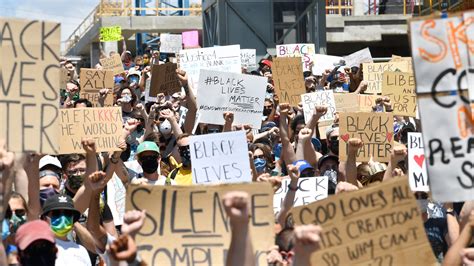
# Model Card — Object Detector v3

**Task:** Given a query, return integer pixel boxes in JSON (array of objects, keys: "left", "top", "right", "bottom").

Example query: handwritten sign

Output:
[
  {"left": 80, "top": 68, "right": 114, "bottom": 90},
  {"left": 100, "top": 54, "right": 125, "bottom": 75},
  {"left": 276, "top": 43, "right": 315, "bottom": 71},
  {"left": 58, "top": 107, "right": 123, "bottom": 154},
  {"left": 0, "top": 18, "right": 60, "bottom": 153},
  {"left": 334, "top": 93, "right": 359, "bottom": 112},
  {"left": 273, "top": 176, "right": 328, "bottom": 213},
  {"left": 290, "top": 178, "right": 437, "bottom": 266},
  {"left": 301, "top": 91, "right": 336, "bottom": 123},
  {"left": 79, "top": 91, "right": 114, "bottom": 107},
  {"left": 178, "top": 45, "right": 241, "bottom": 91},
  {"left": 100, "top": 26, "right": 122, "bottom": 42},
  {"left": 311, "top": 54, "right": 343, "bottom": 76},
  {"left": 357, "top": 94, "right": 378, "bottom": 112},
  {"left": 197, "top": 69, "right": 267, "bottom": 128},
  {"left": 240, "top": 49, "right": 256, "bottom": 68},
  {"left": 343, "top": 47, "right": 373, "bottom": 68},
  {"left": 339, "top": 112, "right": 394, "bottom": 163},
  {"left": 272, "top": 57, "right": 306, "bottom": 106},
  {"left": 182, "top": 30, "right": 199, "bottom": 48},
  {"left": 382, "top": 72, "right": 417, "bottom": 117},
  {"left": 160, "top": 33, "right": 182, "bottom": 54},
  {"left": 391, "top": 55, "right": 413, "bottom": 73},
  {"left": 126, "top": 182, "right": 274, "bottom": 265},
  {"left": 190, "top": 131, "right": 252, "bottom": 184},
  {"left": 407, "top": 133, "right": 429, "bottom": 192},
  {"left": 363, "top": 62, "right": 410, "bottom": 94},
  {"left": 149, "top": 63, "right": 181, "bottom": 96}
]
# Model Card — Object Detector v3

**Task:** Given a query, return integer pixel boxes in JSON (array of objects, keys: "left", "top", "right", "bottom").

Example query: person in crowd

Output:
[{"left": 15, "top": 220, "right": 58, "bottom": 266}]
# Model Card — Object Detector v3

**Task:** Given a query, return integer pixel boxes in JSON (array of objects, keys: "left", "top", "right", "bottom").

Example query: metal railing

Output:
[{"left": 326, "top": 0, "right": 354, "bottom": 16}]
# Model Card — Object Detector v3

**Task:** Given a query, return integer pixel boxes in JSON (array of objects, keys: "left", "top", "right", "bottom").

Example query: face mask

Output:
[
  {"left": 179, "top": 147, "right": 192, "bottom": 167},
  {"left": 159, "top": 120, "right": 172, "bottom": 136},
  {"left": 141, "top": 157, "right": 159, "bottom": 174},
  {"left": 51, "top": 215, "right": 74, "bottom": 237},
  {"left": 254, "top": 158, "right": 267, "bottom": 173},
  {"left": 329, "top": 139, "right": 339, "bottom": 155},
  {"left": 67, "top": 174, "right": 84, "bottom": 191},
  {"left": 143, "top": 58, "right": 150, "bottom": 65},
  {"left": 10, "top": 213, "right": 27, "bottom": 233},
  {"left": 324, "top": 169, "right": 338, "bottom": 194},
  {"left": 137, "top": 124, "right": 144, "bottom": 132},
  {"left": 417, "top": 199, "right": 429, "bottom": 213},
  {"left": 40, "top": 187, "right": 59, "bottom": 206},
  {"left": 263, "top": 108, "right": 272, "bottom": 116}
]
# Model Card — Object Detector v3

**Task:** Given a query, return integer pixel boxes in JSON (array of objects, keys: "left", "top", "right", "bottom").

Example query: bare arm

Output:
[
  {"left": 223, "top": 112, "right": 234, "bottom": 132},
  {"left": 383, "top": 146, "right": 407, "bottom": 182},
  {"left": 345, "top": 138, "right": 363, "bottom": 187},
  {"left": 24, "top": 154, "right": 41, "bottom": 220},
  {"left": 73, "top": 139, "right": 98, "bottom": 213},
  {"left": 178, "top": 69, "right": 197, "bottom": 134},
  {"left": 279, "top": 103, "right": 296, "bottom": 165},
  {"left": 443, "top": 211, "right": 473, "bottom": 266},
  {"left": 277, "top": 165, "right": 299, "bottom": 227}
]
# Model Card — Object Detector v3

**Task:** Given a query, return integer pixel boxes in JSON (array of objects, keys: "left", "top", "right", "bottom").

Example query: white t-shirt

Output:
[{"left": 56, "top": 238, "right": 91, "bottom": 266}]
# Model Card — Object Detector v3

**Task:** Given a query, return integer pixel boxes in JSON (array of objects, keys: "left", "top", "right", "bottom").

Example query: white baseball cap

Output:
[{"left": 39, "top": 155, "right": 62, "bottom": 170}]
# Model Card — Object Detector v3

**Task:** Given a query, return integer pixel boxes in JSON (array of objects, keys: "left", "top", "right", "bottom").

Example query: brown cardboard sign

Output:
[
  {"left": 58, "top": 107, "right": 122, "bottom": 154},
  {"left": 334, "top": 93, "right": 359, "bottom": 113},
  {"left": 79, "top": 91, "right": 114, "bottom": 107},
  {"left": 0, "top": 18, "right": 61, "bottom": 153},
  {"left": 357, "top": 94, "right": 379, "bottom": 112},
  {"left": 126, "top": 182, "right": 275, "bottom": 265},
  {"left": 149, "top": 63, "right": 181, "bottom": 96},
  {"left": 382, "top": 71, "right": 417, "bottom": 117},
  {"left": 339, "top": 112, "right": 394, "bottom": 162},
  {"left": 290, "top": 178, "right": 437, "bottom": 266},
  {"left": 363, "top": 62, "right": 410, "bottom": 94},
  {"left": 80, "top": 68, "right": 114, "bottom": 91},
  {"left": 272, "top": 57, "right": 306, "bottom": 106},
  {"left": 100, "top": 54, "right": 125, "bottom": 75}
]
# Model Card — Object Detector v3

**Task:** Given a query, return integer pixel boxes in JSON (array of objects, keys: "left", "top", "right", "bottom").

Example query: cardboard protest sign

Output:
[
  {"left": 334, "top": 93, "right": 359, "bottom": 112},
  {"left": 311, "top": 54, "right": 343, "bottom": 75},
  {"left": 100, "top": 26, "right": 122, "bottom": 42},
  {"left": 178, "top": 45, "right": 241, "bottom": 91},
  {"left": 343, "top": 47, "right": 373, "bottom": 68},
  {"left": 339, "top": 112, "right": 394, "bottom": 162},
  {"left": 79, "top": 91, "right": 114, "bottom": 107},
  {"left": 0, "top": 18, "right": 60, "bottom": 154},
  {"left": 273, "top": 176, "right": 328, "bottom": 213},
  {"left": 160, "top": 33, "right": 183, "bottom": 54},
  {"left": 301, "top": 91, "right": 336, "bottom": 123},
  {"left": 290, "top": 178, "right": 437, "bottom": 266},
  {"left": 363, "top": 62, "right": 410, "bottom": 94},
  {"left": 80, "top": 68, "right": 114, "bottom": 90},
  {"left": 58, "top": 107, "right": 123, "bottom": 154},
  {"left": 126, "top": 182, "right": 274, "bottom": 265},
  {"left": 391, "top": 55, "right": 413, "bottom": 73},
  {"left": 149, "top": 63, "right": 181, "bottom": 96},
  {"left": 382, "top": 72, "right": 417, "bottom": 117},
  {"left": 240, "top": 49, "right": 256, "bottom": 68},
  {"left": 357, "top": 94, "right": 378, "bottom": 112},
  {"left": 99, "top": 54, "right": 125, "bottom": 75},
  {"left": 410, "top": 15, "right": 474, "bottom": 99},
  {"left": 417, "top": 96, "right": 473, "bottom": 202},
  {"left": 182, "top": 30, "right": 199, "bottom": 48},
  {"left": 276, "top": 43, "right": 315, "bottom": 72},
  {"left": 197, "top": 69, "right": 267, "bottom": 128},
  {"left": 407, "top": 132, "right": 429, "bottom": 192},
  {"left": 272, "top": 57, "right": 306, "bottom": 106},
  {"left": 190, "top": 131, "right": 252, "bottom": 184}
]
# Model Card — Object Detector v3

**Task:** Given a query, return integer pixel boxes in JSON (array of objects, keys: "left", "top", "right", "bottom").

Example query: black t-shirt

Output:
[{"left": 424, "top": 218, "right": 448, "bottom": 262}]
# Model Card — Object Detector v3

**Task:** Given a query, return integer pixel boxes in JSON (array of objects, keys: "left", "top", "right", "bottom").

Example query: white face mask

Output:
[
  {"left": 416, "top": 199, "right": 429, "bottom": 213},
  {"left": 159, "top": 120, "right": 172, "bottom": 135}
]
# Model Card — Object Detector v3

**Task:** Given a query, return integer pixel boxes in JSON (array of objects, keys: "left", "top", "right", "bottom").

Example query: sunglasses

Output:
[
  {"left": 139, "top": 155, "right": 159, "bottom": 162},
  {"left": 253, "top": 155, "right": 265, "bottom": 160},
  {"left": 178, "top": 145, "right": 190, "bottom": 152},
  {"left": 6, "top": 208, "right": 26, "bottom": 219},
  {"left": 50, "top": 209, "right": 74, "bottom": 218}
]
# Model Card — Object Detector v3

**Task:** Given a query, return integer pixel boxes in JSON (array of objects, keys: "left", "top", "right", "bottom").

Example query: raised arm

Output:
[
  {"left": 223, "top": 112, "right": 234, "bottom": 132},
  {"left": 383, "top": 145, "right": 407, "bottom": 182},
  {"left": 73, "top": 139, "right": 98, "bottom": 213},
  {"left": 24, "top": 153, "right": 41, "bottom": 220},
  {"left": 277, "top": 165, "right": 299, "bottom": 227},
  {"left": 177, "top": 69, "right": 197, "bottom": 134},
  {"left": 345, "top": 138, "right": 363, "bottom": 187},
  {"left": 279, "top": 103, "right": 296, "bottom": 165}
]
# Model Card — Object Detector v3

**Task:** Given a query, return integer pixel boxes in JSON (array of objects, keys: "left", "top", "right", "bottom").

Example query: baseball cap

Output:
[
  {"left": 136, "top": 141, "right": 160, "bottom": 156},
  {"left": 260, "top": 59, "right": 272, "bottom": 68},
  {"left": 115, "top": 76, "right": 125, "bottom": 84},
  {"left": 317, "top": 154, "right": 339, "bottom": 170},
  {"left": 15, "top": 220, "right": 55, "bottom": 250},
  {"left": 326, "top": 125, "right": 339, "bottom": 139},
  {"left": 41, "top": 194, "right": 81, "bottom": 222},
  {"left": 39, "top": 155, "right": 62, "bottom": 170},
  {"left": 127, "top": 68, "right": 142, "bottom": 79},
  {"left": 293, "top": 160, "right": 314, "bottom": 173}
]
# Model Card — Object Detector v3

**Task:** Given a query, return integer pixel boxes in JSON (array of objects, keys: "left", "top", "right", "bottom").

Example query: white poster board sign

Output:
[
  {"left": 273, "top": 176, "right": 328, "bottom": 213},
  {"left": 190, "top": 131, "right": 252, "bottom": 185},
  {"left": 301, "top": 91, "right": 336, "bottom": 123},
  {"left": 159, "top": 33, "right": 182, "bottom": 54},
  {"left": 178, "top": 45, "right": 241, "bottom": 92},
  {"left": 197, "top": 69, "right": 267, "bottom": 128},
  {"left": 311, "top": 54, "right": 343, "bottom": 75},
  {"left": 407, "top": 132, "right": 429, "bottom": 192},
  {"left": 276, "top": 43, "right": 316, "bottom": 72},
  {"left": 343, "top": 47, "right": 373, "bottom": 68},
  {"left": 240, "top": 49, "right": 256, "bottom": 68}
]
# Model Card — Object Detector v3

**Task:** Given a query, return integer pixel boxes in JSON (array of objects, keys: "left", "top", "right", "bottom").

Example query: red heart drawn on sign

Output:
[
  {"left": 414, "top": 155, "right": 425, "bottom": 168},
  {"left": 386, "top": 132, "right": 393, "bottom": 142},
  {"left": 341, "top": 134, "right": 350, "bottom": 143}
]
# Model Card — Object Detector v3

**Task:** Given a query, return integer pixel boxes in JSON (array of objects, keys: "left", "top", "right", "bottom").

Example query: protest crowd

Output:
[{"left": 0, "top": 10, "right": 474, "bottom": 266}]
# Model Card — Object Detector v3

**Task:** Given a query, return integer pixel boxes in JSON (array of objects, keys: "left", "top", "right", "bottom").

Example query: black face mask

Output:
[
  {"left": 179, "top": 146, "right": 191, "bottom": 167},
  {"left": 263, "top": 108, "right": 272, "bottom": 116},
  {"left": 329, "top": 139, "right": 339, "bottom": 155},
  {"left": 140, "top": 156, "right": 159, "bottom": 174}
]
